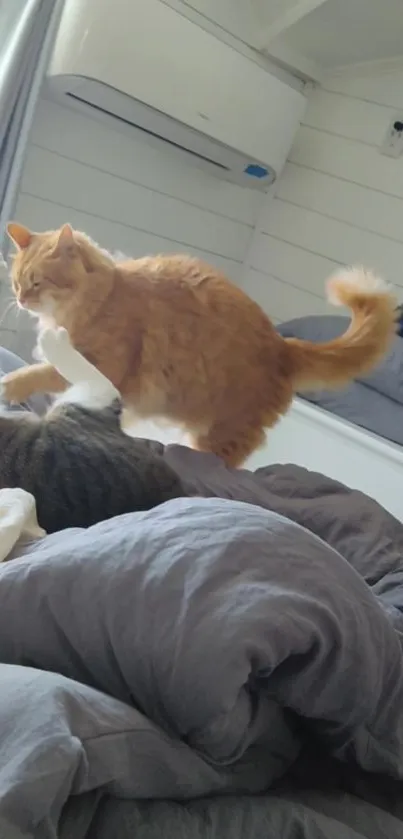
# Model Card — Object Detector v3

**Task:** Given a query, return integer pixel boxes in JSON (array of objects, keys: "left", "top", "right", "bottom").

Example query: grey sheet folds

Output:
[
  {"left": 75, "top": 789, "right": 403, "bottom": 839},
  {"left": 163, "top": 446, "right": 403, "bottom": 617},
  {"left": 1, "top": 453, "right": 403, "bottom": 838}
]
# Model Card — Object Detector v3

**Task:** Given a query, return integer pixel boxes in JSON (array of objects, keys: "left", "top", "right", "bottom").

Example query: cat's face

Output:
[
  {"left": 7, "top": 222, "right": 108, "bottom": 319},
  {"left": 11, "top": 263, "right": 68, "bottom": 317},
  {"left": 7, "top": 223, "right": 82, "bottom": 316}
]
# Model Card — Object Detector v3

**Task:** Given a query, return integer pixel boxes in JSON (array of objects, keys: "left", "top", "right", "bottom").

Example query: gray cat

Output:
[{"left": 0, "top": 327, "right": 184, "bottom": 533}]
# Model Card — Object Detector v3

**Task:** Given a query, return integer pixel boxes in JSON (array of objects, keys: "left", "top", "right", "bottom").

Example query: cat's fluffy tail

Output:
[{"left": 284, "top": 267, "right": 397, "bottom": 390}]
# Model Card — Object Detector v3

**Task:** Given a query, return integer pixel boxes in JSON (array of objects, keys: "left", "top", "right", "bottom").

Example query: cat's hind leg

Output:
[{"left": 191, "top": 419, "right": 266, "bottom": 468}]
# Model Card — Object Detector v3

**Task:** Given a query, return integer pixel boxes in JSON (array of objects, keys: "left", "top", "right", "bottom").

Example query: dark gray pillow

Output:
[{"left": 277, "top": 315, "right": 403, "bottom": 405}]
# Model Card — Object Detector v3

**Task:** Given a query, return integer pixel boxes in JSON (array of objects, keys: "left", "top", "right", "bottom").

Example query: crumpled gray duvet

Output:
[{"left": 1, "top": 445, "right": 403, "bottom": 839}]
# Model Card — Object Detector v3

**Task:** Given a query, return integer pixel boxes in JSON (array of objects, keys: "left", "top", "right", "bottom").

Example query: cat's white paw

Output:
[{"left": 39, "top": 327, "right": 71, "bottom": 362}]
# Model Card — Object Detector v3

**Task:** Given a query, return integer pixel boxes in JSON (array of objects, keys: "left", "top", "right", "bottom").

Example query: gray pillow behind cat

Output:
[{"left": 277, "top": 315, "right": 403, "bottom": 405}]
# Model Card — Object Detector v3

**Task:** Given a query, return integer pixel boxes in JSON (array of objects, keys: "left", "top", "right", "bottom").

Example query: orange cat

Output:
[{"left": 2, "top": 222, "right": 396, "bottom": 466}]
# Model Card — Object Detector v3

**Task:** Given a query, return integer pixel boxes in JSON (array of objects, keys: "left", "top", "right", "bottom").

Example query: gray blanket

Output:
[{"left": 1, "top": 449, "right": 403, "bottom": 839}]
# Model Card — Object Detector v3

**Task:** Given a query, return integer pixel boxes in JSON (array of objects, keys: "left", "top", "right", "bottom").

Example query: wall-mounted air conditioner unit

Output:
[{"left": 47, "top": 0, "right": 307, "bottom": 190}]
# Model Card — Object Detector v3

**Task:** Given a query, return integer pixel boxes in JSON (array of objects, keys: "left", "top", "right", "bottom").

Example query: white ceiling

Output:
[
  {"left": 176, "top": 0, "right": 403, "bottom": 81},
  {"left": 277, "top": 0, "right": 403, "bottom": 70}
]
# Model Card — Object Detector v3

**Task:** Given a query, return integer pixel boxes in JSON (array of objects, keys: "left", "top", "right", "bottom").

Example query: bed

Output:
[{"left": 1, "top": 445, "right": 403, "bottom": 839}]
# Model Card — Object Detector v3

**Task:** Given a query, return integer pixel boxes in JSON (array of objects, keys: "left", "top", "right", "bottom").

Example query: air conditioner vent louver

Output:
[{"left": 66, "top": 93, "right": 230, "bottom": 172}]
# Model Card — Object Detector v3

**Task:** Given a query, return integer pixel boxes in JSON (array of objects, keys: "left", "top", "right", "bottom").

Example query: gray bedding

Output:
[
  {"left": 1, "top": 444, "right": 403, "bottom": 839},
  {"left": 277, "top": 315, "right": 403, "bottom": 445}
]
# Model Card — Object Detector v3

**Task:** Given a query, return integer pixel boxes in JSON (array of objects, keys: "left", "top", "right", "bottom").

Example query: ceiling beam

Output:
[
  {"left": 263, "top": 36, "right": 323, "bottom": 82},
  {"left": 253, "top": 0, "right": 330, "bottom": 49}
]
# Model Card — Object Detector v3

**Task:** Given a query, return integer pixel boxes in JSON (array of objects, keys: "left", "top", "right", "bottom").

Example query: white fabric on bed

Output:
[{"left": 0, "top": 488, "right": 45, "bottom": 561}]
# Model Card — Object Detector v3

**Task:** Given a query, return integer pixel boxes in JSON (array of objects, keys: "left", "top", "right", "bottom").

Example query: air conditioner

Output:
[{"left": 46, "top": 0, "right": 307, "bottom": 190}]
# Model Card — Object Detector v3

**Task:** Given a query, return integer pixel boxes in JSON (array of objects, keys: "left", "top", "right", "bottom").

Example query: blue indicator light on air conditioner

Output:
[{"left": 244, "top": 164, "right": 269, "bottom": 178}]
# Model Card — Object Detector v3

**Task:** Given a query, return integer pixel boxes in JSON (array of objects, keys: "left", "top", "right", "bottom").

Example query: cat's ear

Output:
[
  {"left": 54, "top": 224, "right": 77, "bottom": 259},
  {"left": 6, "top": 222, "right": 33, "bottom": 250}
]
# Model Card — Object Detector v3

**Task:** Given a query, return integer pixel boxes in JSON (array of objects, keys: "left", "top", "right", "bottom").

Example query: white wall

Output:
[
  {"left": 243, "top": 68, "right": 403, "bottom": 322},
  {"left": 0, "top": 97, "right": 263, "bottom": 359}
]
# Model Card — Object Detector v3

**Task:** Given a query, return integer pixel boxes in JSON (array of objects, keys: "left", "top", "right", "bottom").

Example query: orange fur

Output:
[{"left": 3, "top": 222, "right": 397, "bottom": 466}]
